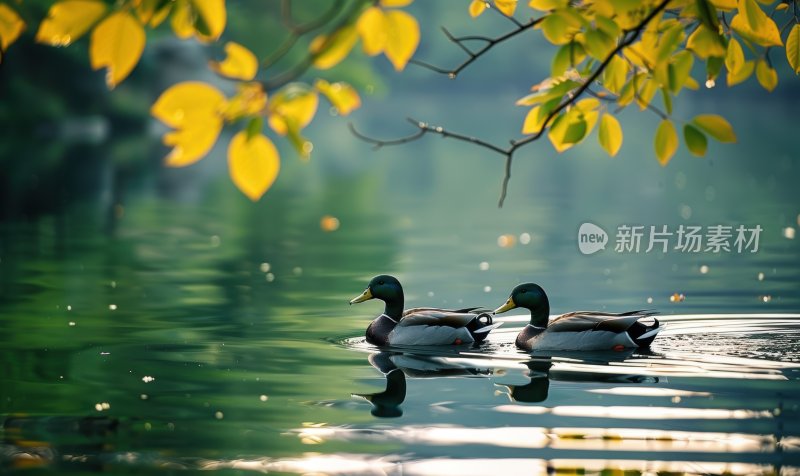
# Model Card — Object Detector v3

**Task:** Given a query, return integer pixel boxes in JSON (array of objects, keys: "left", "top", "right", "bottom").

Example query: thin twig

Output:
[
  {"left": 263, "top": 0, "right": 346, "bottom": 68},
  {"left": 262, "top": 0, "right": 367, "bottom": 91},
  {"left": 352, "top": 0, "right": 673, "bottom": 207},
  {"left": 412, "top": 16, "right": 543, "bottom": 78}
]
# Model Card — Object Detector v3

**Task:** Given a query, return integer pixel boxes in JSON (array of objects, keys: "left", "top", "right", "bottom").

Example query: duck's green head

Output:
[
  {"left": 349, "top": 275, "right": 404, "bottom": 309},
  {"left": 494, "top": 283, "right": 550, "bottom": 320}
]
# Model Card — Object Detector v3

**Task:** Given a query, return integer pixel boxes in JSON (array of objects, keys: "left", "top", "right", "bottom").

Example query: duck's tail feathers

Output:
[
  {"left": 474, "top": 322, "right": 503, "bottom": 334},
  {"left": 634, "top": 318, "right": 661, "bottom": 347}
]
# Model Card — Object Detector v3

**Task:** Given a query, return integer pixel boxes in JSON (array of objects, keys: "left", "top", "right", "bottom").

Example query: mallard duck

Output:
[
  {"left": 349, "top": 275, "right": 502, "bottom": 346},
  {"left": 494, "top": 283, "right": 661, "bottom": 351}
]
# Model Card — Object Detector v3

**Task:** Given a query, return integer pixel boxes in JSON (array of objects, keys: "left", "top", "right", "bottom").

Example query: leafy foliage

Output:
[{"left": 1, "top": 0, "right": 799, "bottom": 204}]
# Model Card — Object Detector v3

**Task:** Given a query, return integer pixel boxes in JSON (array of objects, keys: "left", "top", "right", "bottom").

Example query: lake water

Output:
[{"left": 1, "top": 180, "right": 798, "bottom": 475}]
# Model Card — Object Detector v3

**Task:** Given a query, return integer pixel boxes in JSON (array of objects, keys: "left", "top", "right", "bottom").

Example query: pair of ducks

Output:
[{"left": 350, "top": 275, "right": 661, "bottom": 351}]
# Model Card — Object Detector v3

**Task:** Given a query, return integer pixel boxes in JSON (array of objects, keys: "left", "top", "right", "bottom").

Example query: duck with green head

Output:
[
  {"left": 494, "top": 283, "right": 661, "bottom": 351},
  {"left": 350, "top": 275, "right": 502, "bottom": 346}
]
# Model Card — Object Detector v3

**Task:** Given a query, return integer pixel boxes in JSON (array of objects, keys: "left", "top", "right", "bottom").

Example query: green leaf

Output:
[
  {"left": 787, "top": 24, "right": 800, "bottom": 74},
  {"left": 598, "top": 113, "right": 623, "bottom": 156},
  {"left": 548, "top": 110, "right": 587, "bottom": 152},
  {"left": 655, "top": 23, "right": 685, "bottom": 63},
  {"left": 552, "top": 42, "right": 585, "bottom": 76},
  {"left": 686, "top": 25, "right": 726, "bottom": 58},
  {"left": 668, "top": 50, "right": 694, "bottom": 93},
  {"left": 692, "top": 114, "right": 736, "bottom": 142},
  {"left": 584, "top": 28, "right": 615, "bottom": 60},
  {"left": 540, "top": 12, "right": 571, "bottom": 45},
  {"left": 683, "top": 124, "right": 708, "bottom": 156},
  {"left": 246, "top": 116, "right": 263, "bottom": 141},
  {"left": 707, "top": 56, "right": 724, "bottom": 82},
  {"left": 654, "top": 119, "right": 678, "bottom": 166},
  {"left": 661, "top": 87, "right": 672, "bottom": 115},
  {"left": 694, "top": 0, "right": 720, "bottom": 32}
]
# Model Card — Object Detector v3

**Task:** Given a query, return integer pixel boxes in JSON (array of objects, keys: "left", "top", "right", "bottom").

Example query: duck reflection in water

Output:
[
  {"left": 496, "top": 349, "right": 658, "bottom": 403},
  {"left": 353, "top": 351, "right": 492, "bottom": 418}
]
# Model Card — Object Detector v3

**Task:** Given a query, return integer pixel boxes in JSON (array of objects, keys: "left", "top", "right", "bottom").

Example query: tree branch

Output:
[
  {"left": 352, "top": 0, "right": 673, "bottom": 207},
  {"left": 410, "top": 17, "right": 542, "bottom": 79},
  {"left": 261, "top": 0, "right": 366, "bottom": 91}
]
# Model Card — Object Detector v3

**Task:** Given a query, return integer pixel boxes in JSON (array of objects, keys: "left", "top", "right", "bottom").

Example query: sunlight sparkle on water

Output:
[
  {"left": 266, "top": 273, "right": 275, "bottom": 282},
  {"left": 109, "top": 304, "right": 117, "bottom": 310},
  {"left": 320, "top": 215, "right": 340, "bottom": 232},
  {"left": 700, "top": 265, "right": 709, "bottom": 274},
  {"left": 260, "top": 262, "right": 271, "bottom": 273},
  {"left": 758, "top": 272, "right": 765, "bottom": 281},
  {"left": 784, "top": 227, "right": 796, "bottom": 239},
  {"left": 142, "top": 376, "right": 155, "bottom": 383},
  {"left": 519, "top": 232, "right": 531, "bottom": 244},
  {"left": 479, "top": 261, "right": 489, "bottom": 271},
  {"left": 497, "top": 234, "right": 516, "bottom": 247}
]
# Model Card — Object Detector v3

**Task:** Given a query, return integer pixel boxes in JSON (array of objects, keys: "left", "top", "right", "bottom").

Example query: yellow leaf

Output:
[
  {"left": 0, "top": 3, "right": 25, "bottom": 51},
  {"left": 224, "top": 82, "right": 267, "bottom": 121},
  {"left": 540, "top": 12, "right": 573, "bottom": 45},
  {"left": 210, "top": 42, "right": 258, "bottom": 80},
  {"left": 654, "top": 119, "right": 678, "bottom": 166},
  {"left": 89, "top": 12, "right": 145, "bottom": 88},
  {"left": 311, "top": 25, "right": 358, "bottom": 69},
  {"left": 383, "top": 10, "right": 419, "bottom": 71},
  {"left": 315, "top": 79, "right": 361, "bottom": 116},
  {"left": 787, "top": 24, "right": 800, "bottom": 74},
  {"left": 724, "top": 37, "right": 744, "bottom": 75},
  {"left": 228, "top": 131, "right": 280, "bottom": 201},
  {"left": 727, "top": 59, "right": 754, "bottom": 86},
  {"left": 152, "top": 81, "right": 227, "bottom": 128},
  {"left": 136, "top": 0, "right": 171, "bottom": 26},
  {"left": 163, "top": 116, "right": 223, "bottom": 167},
  {"left": 268, "top": 89, "right": 319, "bottom": 135},
  {"left": 529, "top": 0, "right": 567, "bottom": 11},
  {"left": 730, "top": 0, "right": 782, "bottom": 47},
  {"left": 357, "top": 7, "right": 387, "bottom": 55},
  {"left": 35, "top": 0, "right": 107, "bottom": 47},
  {"left": 190, "top": 0, "right": 226, "bottom": 42},
  {"left": 170, "top": 0, "right": 194, "bottom": 38},
  {"left": 522, "top": 105, "right": 546, "bottom": 134},
  {"left": 598, "top": 113, "right": 623, "bottom": 156},
  {"left": 469, "top": 0, "right": 488, "bottom": 17},
  {"left": 691, "top": 114, "right": 736, "bottom": 142},
  {"left": 686, "top": 24, "right": 725, "bottom": 58},
  {"left": 151, "top": 81, "right": 226, "bottom": 166},
  {"left": 170, "top": 0, "right": 226, "bottom": 43},
  {"left": 494, "top": 0, "right": 518, "bottom": 16},
  {"left": 548, "top": 109, "right": 587, "bottom": 152},
  {"left": 709, "top": 0, "right": 736, "bottom": 10},
  {"left": 603, "top": 54, "right": 628, "bottom": 94},
  {"left": 380, "top": 0, "right": 414, "bottom": 6}
]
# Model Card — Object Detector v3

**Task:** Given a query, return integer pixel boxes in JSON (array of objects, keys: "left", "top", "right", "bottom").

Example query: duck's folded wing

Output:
[
  {"left": 548, "top": 311, "right": 657, "bottom": 333},
  {"left": 397, "top": 310, "right": 477, "bottom": 328},
  {"left": 402, "top": 307, "right": 486, "bottom": 317}
]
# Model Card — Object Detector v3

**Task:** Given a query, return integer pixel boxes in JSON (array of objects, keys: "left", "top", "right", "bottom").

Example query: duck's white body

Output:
[
  {"left": 515, "top": 311, "right": 661, "bottom": 352},
  {"left": 368, "top": 309, "right": 502, "bottom": 347}
]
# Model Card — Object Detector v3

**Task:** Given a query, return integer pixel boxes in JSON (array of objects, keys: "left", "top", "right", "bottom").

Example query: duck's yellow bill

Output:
[
  {"left": 349, "top": 288, "right": 373, "bottom": 304},
  {"left": 494, "top": 297, "right": 516, "bottom": 314}
]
